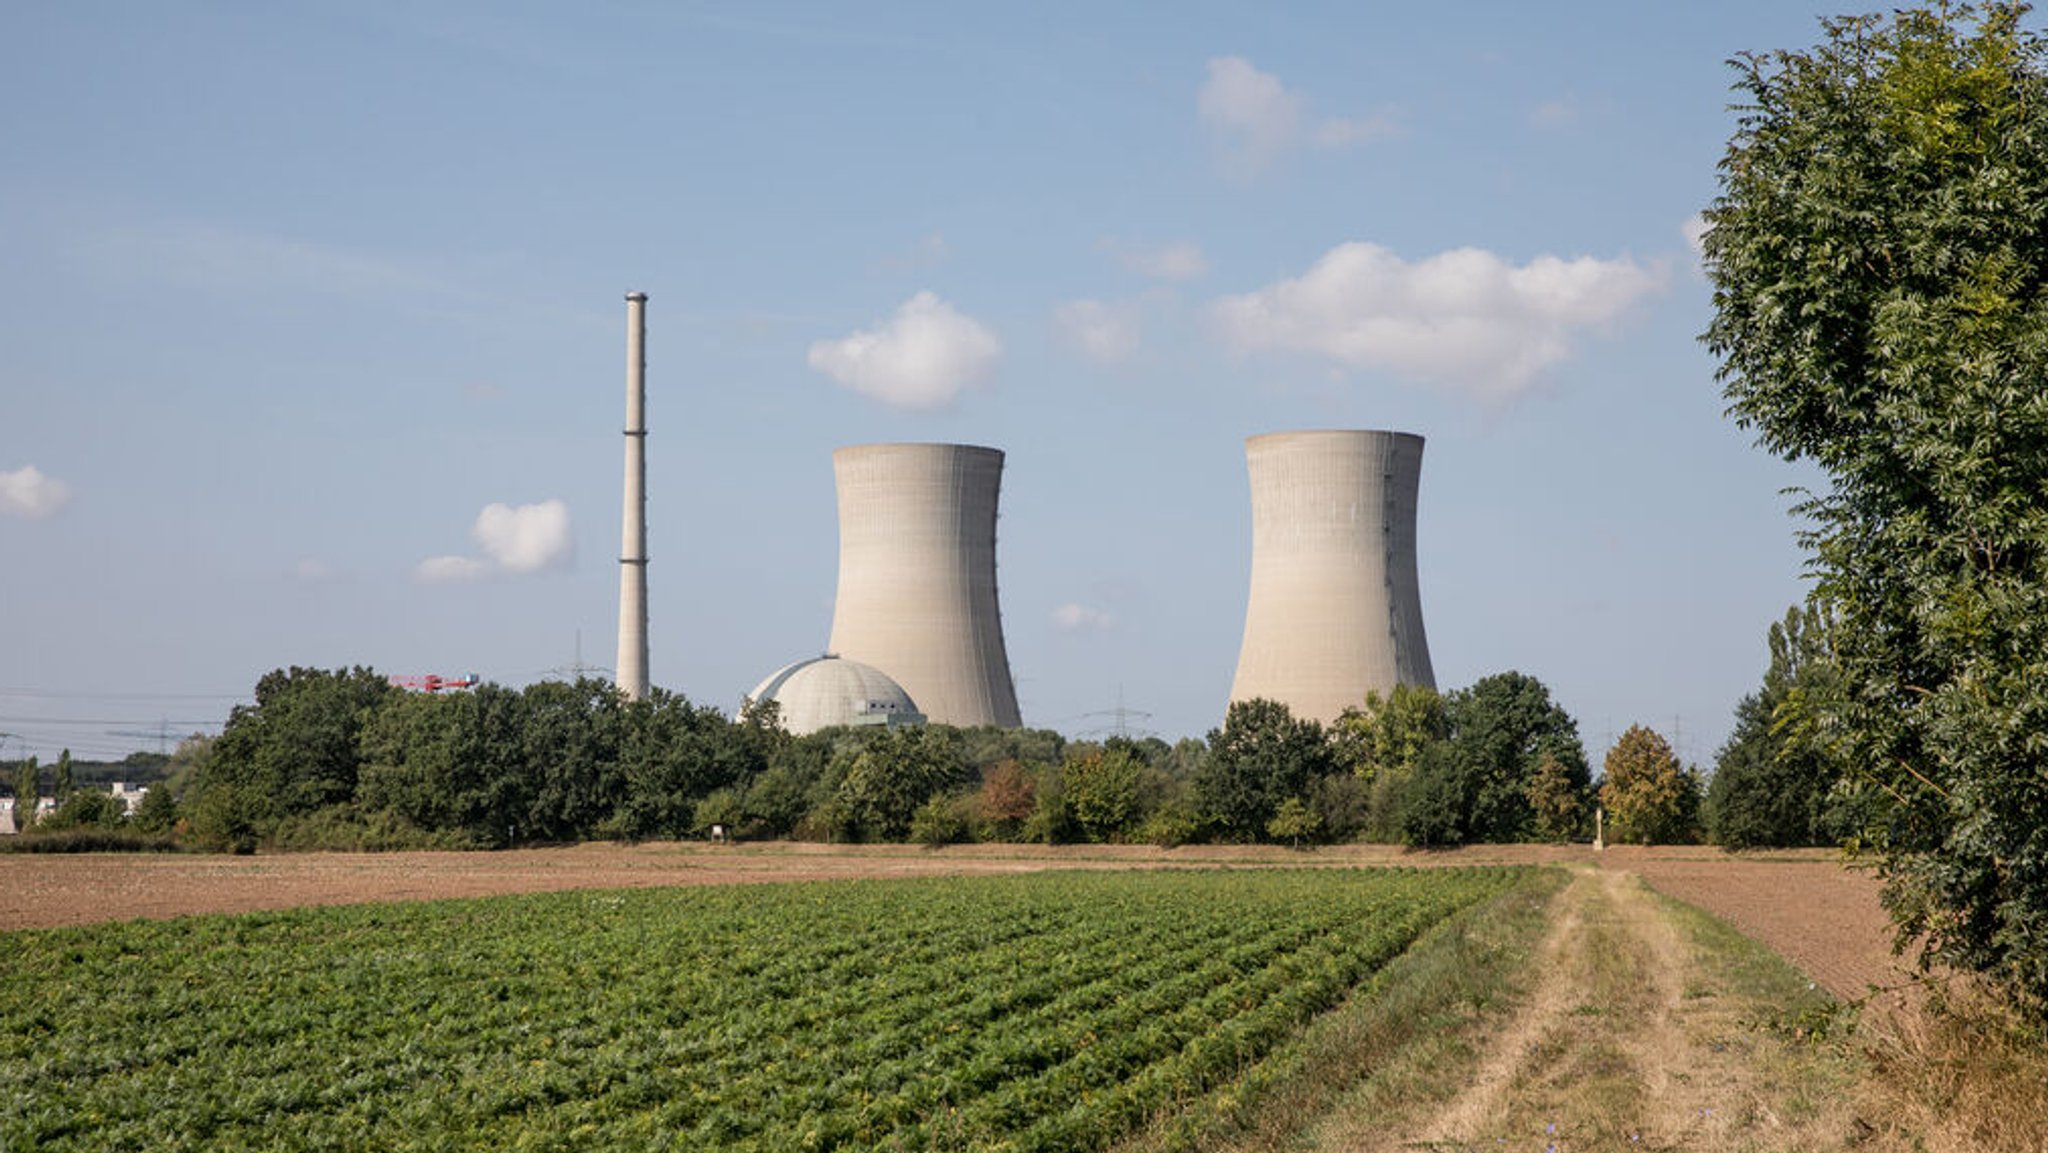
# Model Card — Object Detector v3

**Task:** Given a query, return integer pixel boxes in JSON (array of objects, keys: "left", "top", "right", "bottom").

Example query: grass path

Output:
[{"left": 1305, "top": 867, "right": 1874, "bottom": 1153}]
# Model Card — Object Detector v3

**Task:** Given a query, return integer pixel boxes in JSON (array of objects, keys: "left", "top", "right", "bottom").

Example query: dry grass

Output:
[{"left": 1853, "top": 980, "right": 2048, "bottom": 1153}]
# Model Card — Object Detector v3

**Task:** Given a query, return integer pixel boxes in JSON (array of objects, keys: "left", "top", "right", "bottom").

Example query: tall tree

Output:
[
  {"left": 832, "top": 725, "right": 971, "bottom": 842},
  {"left": 1704, "top": 2, "right": 2048, "bottom": 1011},
  {"left": 12, "top": 756, "right": 36, "bottom": 832},
  {"left": 1600, "top": 725, "right": 1698, "bottom": 845},
  {"left": 1194, "top": 699, "right": 1331, "bottom": 842},
  {"left": 201, "top": 666, "right": 395, "bottom": 838},
  {"left": 1708, "top": 605, "right": 1851, "bottom": 848},
  {"left": 1401, "top": 672, "right": 1588, "bottom": 845},
  {"left": 51, "top": 749, "right": 72, "bottom": 804}
]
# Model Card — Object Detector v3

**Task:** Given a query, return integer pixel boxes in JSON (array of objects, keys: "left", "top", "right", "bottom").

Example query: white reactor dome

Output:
[{"left": 745, "top": 655, "right": 926, "bottom": 735}]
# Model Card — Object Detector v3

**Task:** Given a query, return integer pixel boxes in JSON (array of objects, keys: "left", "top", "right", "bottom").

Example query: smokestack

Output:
[
  {"left": 826, "top": 442, "right": 1022, "bottom": 727},
  {"left": 1229, "top": 430, "right": 1434, "bottom": 724},
  {"left": 616, "top": 292, "right": 650, "bottom": 702}
]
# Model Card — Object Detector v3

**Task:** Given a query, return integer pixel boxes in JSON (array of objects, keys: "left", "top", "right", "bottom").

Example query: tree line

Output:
[{"left": 8, "top": 662, "right": 1781, "bottom": 856}]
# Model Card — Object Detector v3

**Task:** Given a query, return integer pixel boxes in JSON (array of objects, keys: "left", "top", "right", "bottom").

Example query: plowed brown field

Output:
[{"left": 0, "top": 841, "right": 1905, "bottom": 998}]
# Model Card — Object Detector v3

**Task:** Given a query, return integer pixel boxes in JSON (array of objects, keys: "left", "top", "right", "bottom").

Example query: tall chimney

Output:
[{"left": 616, "top": 292, "right": 650, "bottom": 701}]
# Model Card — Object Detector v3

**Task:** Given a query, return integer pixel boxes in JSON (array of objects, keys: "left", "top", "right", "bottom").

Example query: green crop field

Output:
[{"left": 3, "top": 867, "right": 1520, "bottom": 1152}]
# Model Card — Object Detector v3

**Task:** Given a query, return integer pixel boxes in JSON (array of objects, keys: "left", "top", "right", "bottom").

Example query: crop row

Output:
[{"left": 1, "top": 867, "right": 1517, "bottom": 1151}]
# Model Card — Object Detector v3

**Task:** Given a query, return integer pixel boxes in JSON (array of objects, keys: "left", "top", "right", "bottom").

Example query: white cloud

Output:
[
  {"left": 472, "top": 500, "right": 572, "bottom": 573},
  {"left": 1683, "top": 214, "right": 1711, "bottom": 262},
  {"left": 807, "top": 291, "right": 1002, "bottom": 410},
  {"left": 1106, "top": 239, "right": 1209, "bottom": 282},
  {"left": 416, "top": 555, "right": 491, "bottom": 584},
  {"left": 416, "top": 499, "right": 572, "bottom": 583},
  {"left": 1053, "top": 299, "right": 1141, "bottom": 363},
  {"left": 1313, "top": 112, "right": 1400, "bottom": 148},
  {"left": 1052, "top": 603, "right": 1115, "bottom": 632},
  {"left": 1212, "top": 242, "right": 1666, "bottom": 401},
  {"left": 1199, "top": 57, "right": 1396, "bottom": 173},
  {"left": 290, "top": 558, "right": 336, "bottom": 583},
  {"left": 0, "top": 465, "right": 71, "bottom": 519},
  {"left": 1200, "top": 57, "right": 1303, "bottom": 170}
]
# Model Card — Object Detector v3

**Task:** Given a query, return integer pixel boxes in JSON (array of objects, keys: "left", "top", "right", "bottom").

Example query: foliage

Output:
[
  {"left": 1708, "top": 605, "right": 1856, "bottom": 848},
  {"left": 1398, "top": 742, "right": 1472, "bottom": 848},
  {"left": 0, "top": 869, "right": 1512, "bottom": 1152},
  {"left": 130, "top": 782, "right": 178, "bottom": 835},
  {"left": 36, "top": 788, "right": 126, "bottom": 833},
  {"left": 1061, "top": 747, "right": 1146, "bottom": 842},
  {"left": 51, "top": 749, "right": 72, "bottom": 804},
  {"left": 1308, "top": 771, "right": 1372, "bottom": 842},
  {"left": 832, "top": 725, "right": 971, "bottom": 842},
  {"left": 1600, "top": 725, "right": 1699, "bottom": 845},
  {"left": 1266, "top": 795, "right": 1322, "bottom": 847},
  {"left": 1524, "top": 752, "right": 1589, "bottom": 842},
  {"left": 1195, "top": 699, "right": 1333, "bottom": 842},
  {"left": 10, "top": 756, "right": 35, "bottom": 832},
  {"left": 0, "top": 828, "right": 179, "bottom": 854},
  {"left": 909, "top": 793, "right": 972, "bottom": 847},
  {"left": 1399, "top": 672, "right": 1589, "bottom": 846},
  {"left": 199, "top": 666, "right": 394, "bottom": 837},
  {"left": 977, "top": 759, "right": 1038, "bottom": 837},
  {"left": 1331, "top": 683, "right": 1447, "bottom": 786},
  {"left": 1704, "top": 1, "right": 2048, "bottom": 1010}
]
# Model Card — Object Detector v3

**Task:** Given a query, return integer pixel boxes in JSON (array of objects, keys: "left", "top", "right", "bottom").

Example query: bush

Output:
[
  {"left": 910, "top": 794, "right": 972, "bottom": 848},
  {"left": 0, "top": 828, "right": 180, "bottom": 853}
]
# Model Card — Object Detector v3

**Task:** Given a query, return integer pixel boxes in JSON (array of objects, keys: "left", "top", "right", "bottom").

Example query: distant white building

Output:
[{"left": 111, "top": 782, "right": 150, "bottom": 814}]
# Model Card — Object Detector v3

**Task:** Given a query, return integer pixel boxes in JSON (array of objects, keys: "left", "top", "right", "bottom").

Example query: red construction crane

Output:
[{"left": 387, "top": 673, "right": 480, "bottom": 694}]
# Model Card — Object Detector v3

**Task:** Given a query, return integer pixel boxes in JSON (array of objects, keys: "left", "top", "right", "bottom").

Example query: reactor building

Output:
[
  {"left": 746, "top": 655, "right": 926, "bottom": 736},
  {"left": 1228, "top": 429, "right": 1435, "bottom": 725},
  {"left": 821, "top": 442, "right": 1023, "bottom": 728}
]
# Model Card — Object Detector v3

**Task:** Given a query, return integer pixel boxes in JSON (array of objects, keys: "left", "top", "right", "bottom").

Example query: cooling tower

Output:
[
  {"left": 825, "top": 443, "right": 1022, "bottom": 728},
  {"left": 1229, "top": 430, "right": 1435, "bottom": 725}
]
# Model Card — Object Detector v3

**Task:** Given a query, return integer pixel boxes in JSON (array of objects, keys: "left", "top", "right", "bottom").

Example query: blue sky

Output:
[{"left": 2, "top": 1, "right": 1878, "bottom": 766}]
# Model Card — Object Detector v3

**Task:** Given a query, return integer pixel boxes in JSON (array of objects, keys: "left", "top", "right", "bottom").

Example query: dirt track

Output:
[{"left": 0, "top": 841, "right": 1905, "bottom": 999}]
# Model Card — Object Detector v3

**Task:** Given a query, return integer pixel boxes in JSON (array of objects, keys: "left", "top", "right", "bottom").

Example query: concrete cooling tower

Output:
[
  {"left": 1229, "top": 430, "right": 1435, "bottom": 725},
  {"left": 825, "top": 443, "right": 1022, "bottom": 728}
]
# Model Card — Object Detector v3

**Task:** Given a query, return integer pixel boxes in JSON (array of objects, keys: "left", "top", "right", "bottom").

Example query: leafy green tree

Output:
[
  {"left": 357, "top": 683, "right": 528, "bottom": 845},
  {"left": 132, "top": 781, "right": 179, "bottom": 835},
  {"left": 11, "top": 756, "right": 35, "bottom": 832},
  {"left": 909, "top": 794, "right": 971, "bottom": 847},
  {"left": 617, "top": 689, "right": 765, "bottom": 840},
  {"left": 1060, "top": 748, "right": 1145, "bottom": 842},
  {"left": 1194, "top": 699, "right": 1332, "bottom": 842},
  {"left": 1399, "top": 672, "right": 1588, "bottom": 846},
  {"left": 1704, "top": 2, "right": 2048, "bottom": 1009},
  {"left": 201, "top": 666, "right": 395, "bottom": 838},
  {"left": 1398, "top": 742, "right": 1471, "bottom": 848},
  {"left": 1308, "top": 772, "right": 1371, "bottom": 842},
  {"left": 1331, "top": 683, "right": 1446, "bottom": 786},
  {"left": 833, "top": 726, "right": 971, "bottom": 842},
  {"left": 1600, "top": 726, "right": 1698, "bottom": 845},
  {"left": 1708, "top": 606, "right": 1853, "bottom": 848},
  {"left": 1525, "top": 752, "right": 1589, "bottom": 842},
  {"left": 1266, "top": 796, "right": 1322, "bottom": 848},
  {"left": 518, "top": 678, "right": 626, "bottom": 841},
  {"left": 51, "top": 749, "right": 72, "bottom": 804},
  {"left": 41, "top": 788, "right": 125, "bottom": 832}
]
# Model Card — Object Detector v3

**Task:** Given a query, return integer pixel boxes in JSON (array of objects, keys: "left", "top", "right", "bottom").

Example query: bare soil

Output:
[{"left": 0, "top": 840, "right": 1902, "bottom": 999}]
